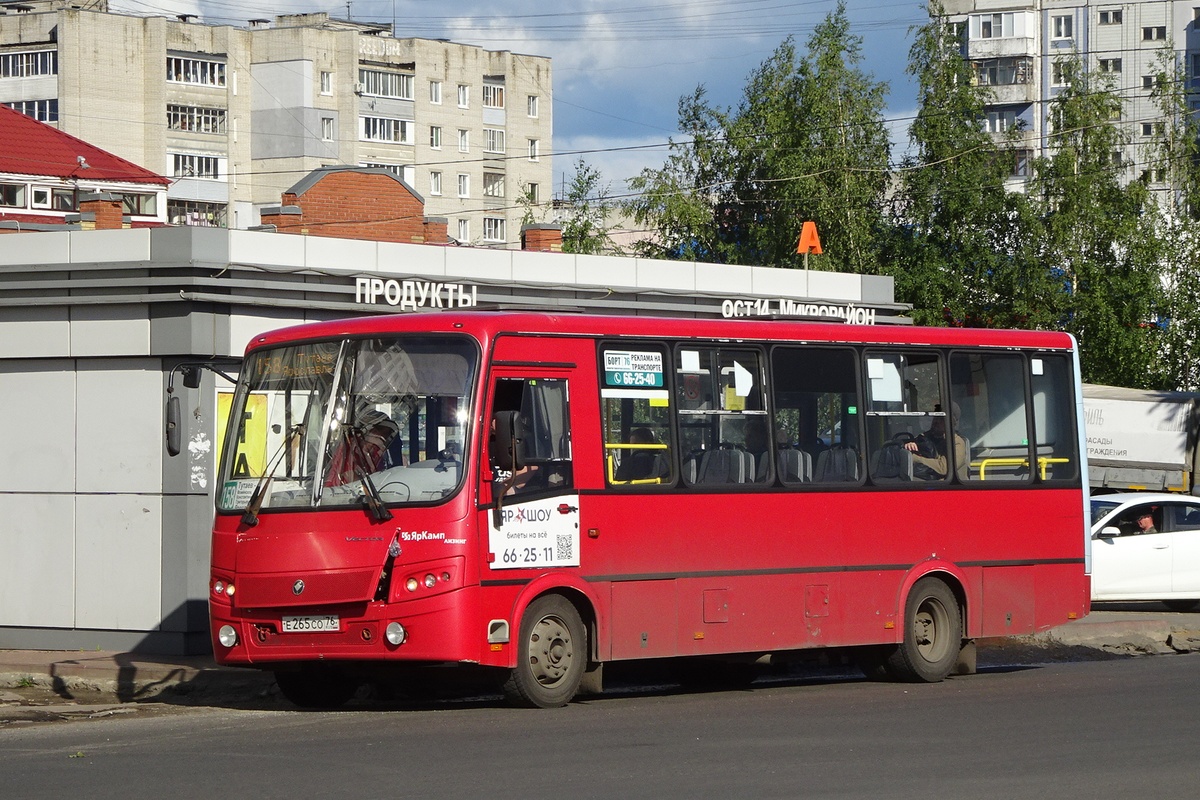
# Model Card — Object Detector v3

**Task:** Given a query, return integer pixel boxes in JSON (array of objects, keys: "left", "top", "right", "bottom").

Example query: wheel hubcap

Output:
[
  {"left": 913, "top": 598, "right": 949, "bottom": 662},
  {"left": 528, "top": 615, "right": 573, "bottom": 687}
]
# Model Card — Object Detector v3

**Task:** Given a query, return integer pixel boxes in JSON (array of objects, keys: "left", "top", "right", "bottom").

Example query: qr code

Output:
[{"left": 555, "top": 534, "right": 573, "bottom": 561}]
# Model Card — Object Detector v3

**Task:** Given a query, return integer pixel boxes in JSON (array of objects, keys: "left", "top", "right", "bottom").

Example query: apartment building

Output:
[
  {"left": 0, "top": 1, "right": 552, "bottom": 246},
  {"left": 940, "top": 1, "right": 1200, "bottom": 188}
]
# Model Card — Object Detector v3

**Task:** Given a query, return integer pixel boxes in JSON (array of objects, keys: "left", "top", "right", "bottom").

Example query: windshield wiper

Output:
[{"left": 241, "top": 424, "right": 306, "bottom": 527}]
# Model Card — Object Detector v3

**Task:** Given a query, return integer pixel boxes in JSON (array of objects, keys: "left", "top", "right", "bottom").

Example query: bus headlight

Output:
[
  {"left": 217, "top": 625, "right": 238, "bottom": 647},
  {"left": 385, "top": 622, "right": 407, "bottom": 646}
]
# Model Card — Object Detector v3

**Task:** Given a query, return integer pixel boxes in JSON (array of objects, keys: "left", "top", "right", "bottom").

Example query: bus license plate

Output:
[{"left": 282, "top": 615, "right": 339, "bottom": 633}]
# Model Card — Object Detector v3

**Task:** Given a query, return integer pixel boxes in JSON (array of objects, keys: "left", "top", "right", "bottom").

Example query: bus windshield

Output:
[{"left": 217, "top": 335, "right": 477, "bottom": 513}]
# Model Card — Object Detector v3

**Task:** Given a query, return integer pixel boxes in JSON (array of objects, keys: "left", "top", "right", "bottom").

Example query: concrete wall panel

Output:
[
  {"left": 0, "top": 494, "right": 76, "bottom": 629},
  {"left": 71, "top": 304, "right": 151, "bottom": 357},
  {"left": 74, "top": 494, "right": 163, "bottom": 631},
  {"left": 0, "top": 360, "right": 76, "bottom": 492},
  {"left": 0, "top": 308, "right": 71, "bottom": 358},
  {"left": 76, "top": 359, "right": 163, "bottom": 493}
]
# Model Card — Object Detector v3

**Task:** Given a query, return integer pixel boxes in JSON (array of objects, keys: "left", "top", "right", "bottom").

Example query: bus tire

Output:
[
  {"left": 503, "top": 594, "right": 586, "bottom": 708},
  {"left": 274, "top": 665, "right": 359, "bottom": 709},
  {"left": 885, "top": 576, "right": 962, "bottom": 683}
]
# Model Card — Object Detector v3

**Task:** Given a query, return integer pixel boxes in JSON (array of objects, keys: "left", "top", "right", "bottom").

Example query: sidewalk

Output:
[{"left": 2, "top": 607, "right": 1198, "bottom": 707}]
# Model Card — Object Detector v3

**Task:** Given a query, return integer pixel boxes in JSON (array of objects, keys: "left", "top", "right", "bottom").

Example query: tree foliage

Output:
[
  {"left": 559, "top": 157, "right": 621, "bottom": 256},
  {"left": 628, "top": 2, "right": 890, "bottom": 270},
  {"left": 620, "top": 3, "right": 1194, "bottom": 388}
]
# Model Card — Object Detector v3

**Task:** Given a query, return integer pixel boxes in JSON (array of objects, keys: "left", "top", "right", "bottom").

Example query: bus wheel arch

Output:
[{"left": 503, "top": 591, "right": 591, "bottom": 708}]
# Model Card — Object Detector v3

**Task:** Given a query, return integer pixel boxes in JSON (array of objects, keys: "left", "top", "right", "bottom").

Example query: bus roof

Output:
[{"left": 244, "top": 311, "right": 1077, "bottom": 356}]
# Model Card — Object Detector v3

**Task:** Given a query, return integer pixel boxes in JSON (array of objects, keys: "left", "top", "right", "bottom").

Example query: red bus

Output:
[{"left": 206, "top": 311, "right": 1090, "bottom": 707}]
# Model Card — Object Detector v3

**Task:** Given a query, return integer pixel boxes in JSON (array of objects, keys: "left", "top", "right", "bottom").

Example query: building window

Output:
[
  {"left": 1144, "top": 166, "right": 1167, "bottom": 182},
  {"left": 0, "top": 182, "right": 26, "bottom": 208},
  {"left": 1142, "top": 121, "right": 1165, "bottom": 137},
  {"left": 974, "top": 12, "right": 1011, "bottom": 39},
  {"left": 1052, "top": 61, "right": 1068, "bottom": 86},
  {"left": 482, "top": 84, "right": 505, "bottom": 108},
  {"left": 168, "top": 199, "right": 227, "bottom": 227},
  {"left": 166, "top": 104, "right": 227, "bottom": 134},
  {"left": 172, "top": 153, "right": 221, "bottom": 179},
  {"left": 1011, "top": 149, "right": 1032, "bottom": 177},
  {"left": 483, "top": 172, "right": 505, "bottom": 198},
  {"left": 0, "top": 49, "right": 58, "bottom": 78},
  {"left": 1143, "top": 26, "right": 1167, "bottom": 41},
  {"left": 458, "top": 129, "right": 469, "bottom": 153},
  {"left": 483, "top": 216, "right": 505, "bottom": 242},
  {"left": 1143, "top": 74, "right": 1158, "bottom": 90},
  {"left": 3, "top": 98, "right": 57, "bottom": 122},
  {"left": 359, "top": 69, "right": 414, "bottom": 100},
  {"left": 360, "top": 116, "right": 413, "bottom": 143},
  {"left": 1193, "top": 53, "right": 1200, "bottom": 78},
  {"left": 526, "top": 182, "right": 539, "bottom": 203},
  {"left": 483, "top": 128, "right": 505, "bottom": 153},
  {"left": 1098, "top": 58, "right": 1122, "bottom": 74},
  {"left": 321, "top": 117, "right": 335, "bottom": 141},
  {"left": 167, "top": 56, "right": 226, "bottom": 87},
  {"left": 527, "top": 95, "right": 539, "bottom": 118},
  {"left": 985, "top": 108, "right": 1017, "bottom": 133},
  {"left": 1109, "top": 150, "right": 1125, "bottom": 167},
  {"left": 528, "top": 138, "right": 540, "bottom": 161},
  {"left": 975, "top": 57, "right": 1032, "bottom": 86},
  {"left": 1052, "top": 15, "right": 1073, "bottom": 39},
  {"left": 429, "top": 80, "right": 442, "bottom": 104},
  {"left": 121, "top": 193, "right": 158, "bottom": 216},
  {"left": 320, "top": 71, "right": 332, "bottom": 94},
  {"left": 457, "top": 173, "right": 470, "bottom": 198},
  {"left": 1099, "top": 10, "right": 1123, "bottom": 25},
  {"left": 430, "top": 125, "right": 442, "bottom": 149},
  {"left": 430, "top": 171, "right": 442, "bottom": 195},
  {"left": 457, "top": 84, "right": 470, "bottom": 108},
  {"left": 457, "top": 219, "right": 469, "bottom": 242},
  {"left": 360, "top": 161, "right": 404, "bottom": 177}
]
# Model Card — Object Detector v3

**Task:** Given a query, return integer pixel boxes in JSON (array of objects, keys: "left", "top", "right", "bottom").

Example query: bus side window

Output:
[
  {"left": 599, "top": 344, "right": 674, "bottom": 488},
  {"left": 490, "top": 377, "right": 573, "bottom": 497},
  {"left": 950, "top": 352, "right": 1031, "bottom": 484}
]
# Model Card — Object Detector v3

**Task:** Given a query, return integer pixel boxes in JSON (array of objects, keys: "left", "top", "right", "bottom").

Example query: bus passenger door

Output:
[{"left": 480, "top": 373, "right": 581, "bottom": 573}]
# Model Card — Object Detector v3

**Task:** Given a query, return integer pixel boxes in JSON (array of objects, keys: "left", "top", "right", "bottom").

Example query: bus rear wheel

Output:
[
  {"left": 885, "top": 576, "right": 962, "bottom": 683},
  {"left": 503, "top": 595, "right": 586, "bottom": 708}
]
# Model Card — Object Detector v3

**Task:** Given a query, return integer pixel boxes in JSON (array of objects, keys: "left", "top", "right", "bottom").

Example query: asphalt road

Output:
[{"left": 3, "top": 654, "right": 1198, "bottom": 800}]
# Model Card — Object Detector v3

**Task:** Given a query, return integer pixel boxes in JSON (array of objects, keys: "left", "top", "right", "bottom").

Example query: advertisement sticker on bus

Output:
[
  {"left": 488, "top": 494, "right": 581, "bottom": 570},
  {"left": 603, "top": 350, "right": 663, "bottom": 388}
]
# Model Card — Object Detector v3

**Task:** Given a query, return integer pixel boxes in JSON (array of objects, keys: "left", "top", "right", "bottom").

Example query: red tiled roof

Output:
[{"left": 0, "top": 106, "right": 168, "bottom": 185}]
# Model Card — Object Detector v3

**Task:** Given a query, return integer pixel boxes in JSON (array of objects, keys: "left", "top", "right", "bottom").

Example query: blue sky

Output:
[{"left": 121, "top": 0, "right": 928, "bottom": 198}]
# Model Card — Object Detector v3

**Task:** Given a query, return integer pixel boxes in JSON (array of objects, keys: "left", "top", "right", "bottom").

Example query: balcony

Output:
[{"left": 967, "top": 37, "right": 1036, "bottom": 60}]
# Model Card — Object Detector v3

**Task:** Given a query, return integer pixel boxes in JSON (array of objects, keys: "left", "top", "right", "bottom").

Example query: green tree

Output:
[
  {"left": 1034, "top": 55, "right": 1163, "bottom": 386},
  {"left": 1142, "top": 48, "right": 1200, "bottom": 389},
  {"left": 559, "top": 157, "right": 621, "bottom": 255},
  {"left": 627, "top": 87, "right": 733, "bottom": 262},
  {"left": 887, "top": 3, "right": 1047, "bottom": 328},
  {"left": 630, "top": 2, "right": 890, "bottom": 270}
]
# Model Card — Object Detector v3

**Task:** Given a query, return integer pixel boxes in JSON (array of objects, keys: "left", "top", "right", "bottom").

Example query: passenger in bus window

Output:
[
  {"left": 489, "top": 414, "right": 541, "bottom": 495},
  {"left": 615, "top": 427, "right": 662, "bottom": 482},
  {"left": 903, "top": 402, "right": 968, "bottom": 482}
]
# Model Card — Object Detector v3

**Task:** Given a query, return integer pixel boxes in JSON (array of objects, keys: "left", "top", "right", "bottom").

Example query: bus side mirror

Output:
[
  {"left": 492, "top": 410, "right": 524, "bottom": 472},
  {"left": 181, "top": 365, "right": 202, "bottom": 389},
  {"left": 166, "top": 395, "right": 182, "bottom": 457}
]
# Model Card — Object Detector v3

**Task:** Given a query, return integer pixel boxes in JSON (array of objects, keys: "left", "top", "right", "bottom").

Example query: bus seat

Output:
[
  {"left": 815, "top": 445, "right": 858, "bottom": 482},
  {"left": 777, "top": 447, "right": 811, "bottom": 483},
  {"left": 870, "top": 442, "right": 912, "bottom": 481},
  {"left": 698, "top": 448, "right": 750, "bottom": 484}
]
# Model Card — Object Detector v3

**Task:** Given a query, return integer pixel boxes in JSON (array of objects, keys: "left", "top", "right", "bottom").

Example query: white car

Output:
[{"left": 1091, "top": 492, "right": 1200, "bottom": 611}]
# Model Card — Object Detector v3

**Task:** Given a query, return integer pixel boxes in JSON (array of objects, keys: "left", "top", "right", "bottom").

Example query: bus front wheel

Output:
[
  {"left": 503, "top": 594, "right": 587, "bottom": 708},
  {"left": 886, "top": 577, "right": 962, "bottom": 683}
]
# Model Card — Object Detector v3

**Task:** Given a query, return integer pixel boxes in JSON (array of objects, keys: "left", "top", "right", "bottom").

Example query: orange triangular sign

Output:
[{"left": 796, "top": 221, "right": 823, "bottom": 255}]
